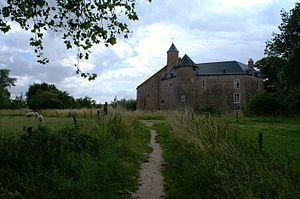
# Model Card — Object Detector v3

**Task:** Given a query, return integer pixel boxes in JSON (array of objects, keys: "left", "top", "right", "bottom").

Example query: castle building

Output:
[{"left": 136, "top": 43, "right": 263, "bottom": 113}]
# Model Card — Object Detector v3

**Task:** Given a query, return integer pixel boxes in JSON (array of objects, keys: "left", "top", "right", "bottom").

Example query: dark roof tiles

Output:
[{"left": 167, "top": 43, "right": 179, "bottom": 52}]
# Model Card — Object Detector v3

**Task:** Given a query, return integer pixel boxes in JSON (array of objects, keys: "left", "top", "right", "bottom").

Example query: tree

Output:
[
  {"left": 26, "top": 82, "right": 75, "bottom": 109},
  {"left": 111, "top": 97, "right": 136, "bottom": 111},
  {"left": 265, "top": 3, "right": 300, "bottom": 86},
  {"left": 9, "top": 94, "right": 27, "bottom": 109},
  {"left": 260, "top": 3, "right": 300, "bottom": 114},
  {"left": 75, "top": 96, "right": 96, "bottom": 108},
  {"left": 0, "top": 0, "right": 151, "bottom": 80},
  {"left": 0, "top": 69, "right": 16, "bottom": 108},
  {"left": 245, "top": 91, "right": 281, "bottom": 116},
  {"left": 255, "top": 56, "right": 286, "bottom": 92}
]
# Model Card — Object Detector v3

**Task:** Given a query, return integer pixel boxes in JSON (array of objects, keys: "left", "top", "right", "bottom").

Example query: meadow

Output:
[
  {"left": 0, "top": 109, "right": 299, "bottom": 198},
  {"left": 0, "top": 109, "right": 153, "bottom": 198}
]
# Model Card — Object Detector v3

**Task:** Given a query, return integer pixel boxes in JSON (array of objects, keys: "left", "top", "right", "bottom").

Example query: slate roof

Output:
[
  {"left": 167, "top": 43, "right": 179, "bottom": 52},
  {"left": 162, "top": 60, "right": 259, "bottom": 80},
  {"left": 196, "top": 61, "right": 249, "bottom": 75},
  {"left": 176, "top": 54, "right": 196, "bottom": 67}
]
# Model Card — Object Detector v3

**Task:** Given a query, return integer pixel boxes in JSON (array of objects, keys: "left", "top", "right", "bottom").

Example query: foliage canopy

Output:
[{"left": 0, "top": 0, "right": 151, "bottom": 80}]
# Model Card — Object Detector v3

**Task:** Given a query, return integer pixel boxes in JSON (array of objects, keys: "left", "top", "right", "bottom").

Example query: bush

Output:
[{"left": 245, "top": 91, "right": 281, "bottom": 116}]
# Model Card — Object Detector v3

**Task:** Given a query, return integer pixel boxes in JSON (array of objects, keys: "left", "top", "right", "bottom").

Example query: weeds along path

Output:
[{"left": 133, "top": 120, "right": 164, "bottom": 199}]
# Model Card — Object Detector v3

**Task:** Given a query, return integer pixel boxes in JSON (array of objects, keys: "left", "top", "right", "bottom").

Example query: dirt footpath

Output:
[{"left": 133, "top": 121, "right": 164, "bottom": 199}]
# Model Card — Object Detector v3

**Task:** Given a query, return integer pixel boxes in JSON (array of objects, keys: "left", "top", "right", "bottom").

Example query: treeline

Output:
[
  {"left": 0, "top": 75, "right": 136, "bottom": 110},
  {"left": 245, "top": 3, "right": 300, "bottom": 115}
]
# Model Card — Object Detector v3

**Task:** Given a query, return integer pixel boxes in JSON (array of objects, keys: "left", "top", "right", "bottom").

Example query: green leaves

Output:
[{"left": 0, "top": 0, "right": 152, "bottom": 80}]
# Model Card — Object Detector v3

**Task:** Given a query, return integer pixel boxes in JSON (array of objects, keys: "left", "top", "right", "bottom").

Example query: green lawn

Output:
[{"left": 229, "top": 116, "right": 300, "bottom": 157}]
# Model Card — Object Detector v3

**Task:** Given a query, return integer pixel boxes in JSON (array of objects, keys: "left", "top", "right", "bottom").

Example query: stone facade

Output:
[{"left": 136, "top": 43, "right": 263, "bottom": 113}]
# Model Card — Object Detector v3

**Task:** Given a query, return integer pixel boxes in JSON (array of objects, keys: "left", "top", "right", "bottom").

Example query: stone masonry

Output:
[{"left": 136, "top": 43, "right": 263, "bottom": 113}]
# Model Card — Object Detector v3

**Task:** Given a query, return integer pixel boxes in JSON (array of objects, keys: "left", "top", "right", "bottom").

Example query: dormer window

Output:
[{"left": 234, "top": 79, "right": 240, "bottom": 89}]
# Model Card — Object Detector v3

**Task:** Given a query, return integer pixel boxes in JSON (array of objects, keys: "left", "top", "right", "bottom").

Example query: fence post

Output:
[
  {"left": 259, "top": 132, "right": 263, "bottom": 151},
  {"left": 72, "top": 115, "right": 77, "bottom": 126},
  {"left": 236, "top": 111, "right": 238, "bottom": 123},
  {"left": 84, "top": 111, "right": 86, "bottom": 118},
  {"left": 97, "top": 110, "right": 100, "bottom": 119},
  {"left": 103, "top": 102, "right": 108, "bottom": 115},
  {"left": 27, "top": 127, "right": 33, "bottom": 137},
  {"left": 56, "top": 110, "right": 59, "bottom": 118}
]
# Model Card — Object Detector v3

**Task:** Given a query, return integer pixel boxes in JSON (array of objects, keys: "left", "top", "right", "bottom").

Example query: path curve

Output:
[{"left": 133, "top": 121, "right": 164, "bottom": 199}]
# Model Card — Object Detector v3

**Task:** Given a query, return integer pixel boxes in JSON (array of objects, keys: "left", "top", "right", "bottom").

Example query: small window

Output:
[
  {"left": 235, "top": 105, "right": 241, "bottom": 111},
  {"left": 147, "top": 93, "right": 150, "bottom": 98},
  {"left": 249, "top": 70, "right": 252, "bottom": 75},
  {"left": 180, "top": 95, "right": 186, "bottom": 102},
  {"left": 234, "top": 79, "right": 240, "bottom": 89},
  {"left": 202, "top": 80, "right": 206, "bottom": 88},
  {"left": 169, "top": 81, "right": 172, "bottom": 86},
  {"left": 161, "top": 100, "right": 165, "bottom": 104},
  {"left": 234, "top": 93, "right": 240, "bottom": 104}
]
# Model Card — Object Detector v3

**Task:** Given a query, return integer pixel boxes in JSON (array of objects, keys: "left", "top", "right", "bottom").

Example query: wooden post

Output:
[
  {"left": 90, "top": 109, "right": 92, "bottom": 117},
  {"left": 27, "top": 127, "right": 33, "bottom": 137},
  {"left": 19, "top": 110, "right": 22, "bottom": 116},
  {"left": 84, "top": 111, "right": 86, "bottom": 118},
  {"left": 56, "top": 110, "right": 59, "bottom": 118},
  {"left": 103, "top": 102, "right": 108, "bottom": 115},
  {"left": 259, "top": 132, "right": 263, "bottom": 151},
  {"left": 97, "top": 110, "right": 100, "bottom": 119},
  {"left": 236, "top": 111, "right": 238, "bottom": 123},
  {"left": 72, "top": 115, "right": 77, "bottom": 126}
]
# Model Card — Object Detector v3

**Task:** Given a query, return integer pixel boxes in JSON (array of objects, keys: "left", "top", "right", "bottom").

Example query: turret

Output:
[{"left": 167, "top": 43, "right": 179, "bottom": 71}]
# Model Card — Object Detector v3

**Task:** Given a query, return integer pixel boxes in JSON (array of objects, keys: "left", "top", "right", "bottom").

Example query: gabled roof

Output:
[
  {"left": 167, "top": 43, "right": 179, "bottom": 52},
  {"left": 175, "top": 54, "right": 197, "bottom": 69},
  {"left": 196, "top": 61, "right": 249, "bottom": 75}
]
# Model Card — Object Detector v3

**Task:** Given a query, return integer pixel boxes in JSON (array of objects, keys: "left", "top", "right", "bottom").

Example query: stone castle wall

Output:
[{"left": 137, "top": 66, "right": 263, "bottom": 113}]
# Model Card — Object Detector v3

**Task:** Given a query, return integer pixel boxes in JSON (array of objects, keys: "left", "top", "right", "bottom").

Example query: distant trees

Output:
[
  {"left": 9, "top": 94, "right": 27, "bottom": 109},
  {"left": 26, "top": 83, "right": 75, "bottom": 109},
  {"left": 26, "top": 83, "right": 101, "bottom": 109},
  {"left": 252, "top": 3, "right": 300, "bottom": 114},
  {"left": 0, "top": 69, "right": 16, "bottom": 108},
  {"left": 111, "top": 97, "right": 136, "bottom": 111}
]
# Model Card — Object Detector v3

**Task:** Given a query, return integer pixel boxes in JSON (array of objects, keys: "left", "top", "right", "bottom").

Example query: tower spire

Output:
[{"left": 167, "top": 42, "right": 179, "bottom": 53}]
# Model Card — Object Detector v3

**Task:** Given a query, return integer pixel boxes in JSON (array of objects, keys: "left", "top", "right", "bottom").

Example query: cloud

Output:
[{"left": 0, "top": 0, "right": 298, "bottom": 103}]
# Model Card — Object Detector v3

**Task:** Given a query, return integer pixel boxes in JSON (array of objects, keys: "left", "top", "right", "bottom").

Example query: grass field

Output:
[
  {"left": 0, "top": 109, "right": 299, "bottom": 198},
  {"left": 153, "top": 113, "right": 300, "bottom": 198},
  {"left": 0, "top": 110, "right": 152, "bottom": 198}
]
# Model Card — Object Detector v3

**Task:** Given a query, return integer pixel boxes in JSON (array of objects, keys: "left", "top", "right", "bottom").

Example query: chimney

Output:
[{"left": 248, "top": 58, "right": 254, "bottom": 76}]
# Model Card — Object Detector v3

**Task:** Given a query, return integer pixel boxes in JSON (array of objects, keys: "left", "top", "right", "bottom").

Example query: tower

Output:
[{"left": 167, "top": 43, "right": 179, "bottom": 71}]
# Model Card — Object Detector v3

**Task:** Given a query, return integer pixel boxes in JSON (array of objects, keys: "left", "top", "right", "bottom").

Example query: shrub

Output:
[{"left": 245, "top": 91, "right": 281, "bottom": 116}]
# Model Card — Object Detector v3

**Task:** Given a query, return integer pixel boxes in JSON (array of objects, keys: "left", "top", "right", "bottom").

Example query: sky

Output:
[{"left": 0, "top": 0, "right": 298, "bottom": 103}]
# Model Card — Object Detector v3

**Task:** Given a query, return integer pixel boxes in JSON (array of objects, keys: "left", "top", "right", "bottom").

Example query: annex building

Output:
[{"left": 136, "top": 43, "right": 263, "bottom": 113}]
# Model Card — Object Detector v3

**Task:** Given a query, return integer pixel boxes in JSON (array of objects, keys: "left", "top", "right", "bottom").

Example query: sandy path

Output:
[{"left": 133, "top": 121, "right": 164, "bottom": 199}]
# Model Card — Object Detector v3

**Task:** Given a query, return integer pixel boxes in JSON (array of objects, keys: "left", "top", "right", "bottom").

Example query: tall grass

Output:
[
  {"left": 0, "top": 111, "right": 151, "bottom": 198},
  {"left": 154, "top": 112, "right": 299, "bottom": 198}
]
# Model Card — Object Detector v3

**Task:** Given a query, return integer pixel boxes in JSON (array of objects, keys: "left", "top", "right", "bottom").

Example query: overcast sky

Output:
[{"left": 0, "top": 0, "right": 298, "bottom": 103}]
